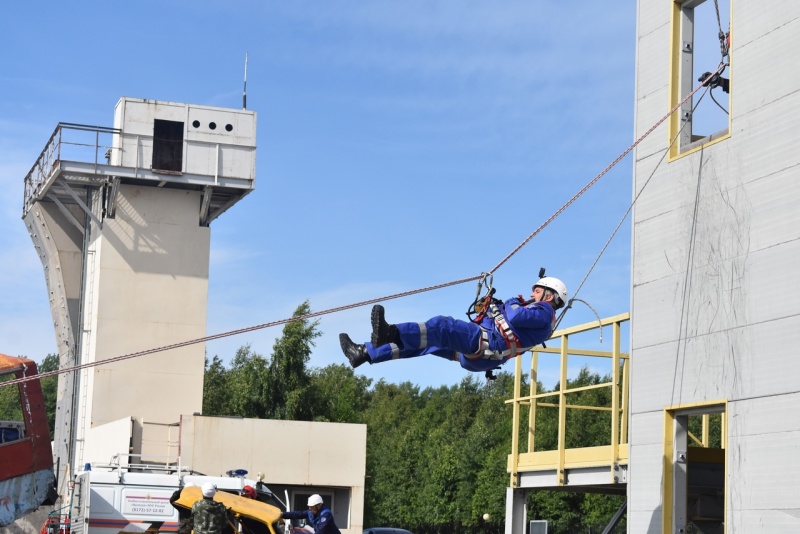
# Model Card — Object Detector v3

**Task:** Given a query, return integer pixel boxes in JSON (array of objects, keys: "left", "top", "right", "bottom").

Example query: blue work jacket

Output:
[{"left": 282, "top": 508, "right": 341, "bottom": 534}]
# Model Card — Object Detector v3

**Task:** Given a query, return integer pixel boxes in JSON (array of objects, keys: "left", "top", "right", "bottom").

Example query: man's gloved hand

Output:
[
  {"left": 699, "top": 71, "right": 717, "bottom": 87},
  {"left": 698, "top": 71, "right": 730, "bottom": 93}
]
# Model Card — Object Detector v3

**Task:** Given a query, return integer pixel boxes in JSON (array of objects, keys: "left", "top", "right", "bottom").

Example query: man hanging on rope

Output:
[{"left": 339, "top": 276, "right": 567, "bottom": 376}]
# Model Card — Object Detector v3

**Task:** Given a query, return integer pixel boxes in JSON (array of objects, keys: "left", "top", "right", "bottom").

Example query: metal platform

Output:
[
  {"left": 22, "top": 122, "right": 255, "bottom": 226},
  {"left": 507, "top": 313, "right": 631, "bottom": 495}
]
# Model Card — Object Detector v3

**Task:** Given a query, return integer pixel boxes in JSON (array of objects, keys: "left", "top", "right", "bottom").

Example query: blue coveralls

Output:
[
  {"left": 281, "top": 507, "right": 341, "bottom": 534},
  {"left": 365, "top": 297, "right": 556, "bottom": 372}
]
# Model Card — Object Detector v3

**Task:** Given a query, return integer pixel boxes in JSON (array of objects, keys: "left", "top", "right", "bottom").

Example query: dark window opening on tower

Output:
[{"left": 152, "top": 119, "right": 184, "bottom": 173}]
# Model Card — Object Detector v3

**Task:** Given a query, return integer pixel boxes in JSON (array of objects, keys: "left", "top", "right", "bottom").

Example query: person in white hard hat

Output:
[
  {"left": 339, "top": 276, "right": 567, "bottom": 377},
  {"left": 191, "top": 483, "right": 230, "bottom": 534},
  {"left": 280, "top": 494, "right": 341, "bottom": 534}
]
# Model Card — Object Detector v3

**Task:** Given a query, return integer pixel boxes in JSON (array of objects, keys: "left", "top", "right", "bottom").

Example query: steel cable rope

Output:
[
  {"left": 708, "top": 86, "right": 729, "bottom": 115},
  {"left": 1, "top": 69, "right": 725, "bottom": 390}
]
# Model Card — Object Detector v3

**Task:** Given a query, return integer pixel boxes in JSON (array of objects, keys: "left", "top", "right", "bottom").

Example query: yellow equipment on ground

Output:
[{"left": 173, "top": 485, "right": 284, "bottom": 534}]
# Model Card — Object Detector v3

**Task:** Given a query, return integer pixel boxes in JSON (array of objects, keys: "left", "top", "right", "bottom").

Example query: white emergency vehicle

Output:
[{"left": 68, "top": 454, "right": 288, "bottom": 534}]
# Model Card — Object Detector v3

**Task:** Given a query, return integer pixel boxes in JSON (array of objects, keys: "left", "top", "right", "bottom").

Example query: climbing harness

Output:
[
  {"left": 1, "top": 71, "right": 726, "bottom": 390},
  {"left": 464, "top": 325, "right": 524, "bottom": 362},
  {"left": 466, "top": 272, "right": 556, "bottom": 362}
]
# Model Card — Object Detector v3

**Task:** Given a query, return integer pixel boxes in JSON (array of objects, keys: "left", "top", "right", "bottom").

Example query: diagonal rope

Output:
[
  {"left": 1, "top": 275, "right": 483, "bottom": 387},
  {"left": 552, "top": 84, "right": 712, "bottom": 334},
  {"left": 1, "top": 68, "right": 726, "bottom": 389},
  {"left": 488, "top": 63, "right": 726, "bottom": 275}
]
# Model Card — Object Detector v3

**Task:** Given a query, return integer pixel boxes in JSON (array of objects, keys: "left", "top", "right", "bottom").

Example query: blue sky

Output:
[{"left": 1, "top": 1, "right": 638, "bottom": 390}]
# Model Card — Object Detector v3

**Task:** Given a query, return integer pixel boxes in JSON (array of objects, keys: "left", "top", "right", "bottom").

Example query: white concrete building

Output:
[
  {"left": 628, "top": 0, "right": 800, "bottom": 531},
  {"left": 506, "top": 1, "right": 800, "bottom": 532}
]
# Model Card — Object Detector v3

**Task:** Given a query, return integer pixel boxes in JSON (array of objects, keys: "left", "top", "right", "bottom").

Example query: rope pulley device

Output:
[
  {"left": 698, "top": 68, "right": 729, "bottom": 94},
  {"left": 467, "top": 272, "right": 498, "bottom": 323}
]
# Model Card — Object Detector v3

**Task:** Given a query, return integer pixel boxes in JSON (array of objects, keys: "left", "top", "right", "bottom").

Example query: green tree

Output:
[
  {"left": 582, "top": 492, "right": 626, "bottom": 532},
  {"left": 362, "top": 380, "right": 421, "bottom": 527},
  {"left": 39, "top": 354, "right": 59, "bottom": 439},
  {"left": 529, "top": 490, "right": 584, "bottom": 532},
  {"left": 264, "top": 301, "right": 321, "bottom": 420},
  {"left": 196, "top": 309, "right": 627, "bottom": 533},
  {"left": 0, "top": 374, "right": 22, "bottom": 421},
  {"left": 468, "top": 373, "right": 516, "bottom": 529},
  {"left": 307, "top": 364, "right": 372, "bottom": 423},
  {"left": 203, "top": 354, "right": 231, "bottom": 416},
  {"left": 226, "top": 345, "right": 271, "bottom": 418},
  {"left": 202, "top": 301, "right": 322, "bottom": 420}
]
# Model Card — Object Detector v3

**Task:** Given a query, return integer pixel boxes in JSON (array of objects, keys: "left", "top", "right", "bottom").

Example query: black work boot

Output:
[
  {"left": 371, "top": 305, "right": 401, "bottom": 347},
  {"left": 339, "top": 333, "right": 370, "bottom": 368}
]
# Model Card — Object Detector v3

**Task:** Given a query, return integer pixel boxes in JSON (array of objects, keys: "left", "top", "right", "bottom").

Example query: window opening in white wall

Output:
[{"left": 669, "top": 0, "right": 731, "bottom": 158}]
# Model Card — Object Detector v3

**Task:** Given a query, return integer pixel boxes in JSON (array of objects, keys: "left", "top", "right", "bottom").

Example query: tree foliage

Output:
[
  {"left": 28, "top": 298, "right": 625, "bottom": 533},
  {"left": 197, "top": 306, "right": 626, "bottom": 534},
  {"left": 0, "top": 372, "right": 23, "bottom": 421},
  {"left": 39, "top": 354, "right": 59, "bottom": 439}
]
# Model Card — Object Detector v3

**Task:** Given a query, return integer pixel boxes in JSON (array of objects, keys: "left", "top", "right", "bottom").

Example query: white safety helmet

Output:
[
  {"left": 307, "top": 494, "right": 324, "bottom": 507},
  {"left": 201, "top": 482, "right": 217, "bottom": 498},
  {"left": 534, "top": 277, "right": 568, "bottom": 309}
]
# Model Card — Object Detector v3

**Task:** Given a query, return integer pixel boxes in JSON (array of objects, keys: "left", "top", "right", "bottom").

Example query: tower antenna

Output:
[{"left": 243, "top": 51, "right": 249, "bottom": 109}]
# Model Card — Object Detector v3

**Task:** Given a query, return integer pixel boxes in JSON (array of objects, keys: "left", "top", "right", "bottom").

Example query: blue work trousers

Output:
[{"left": 365, "top": 315, "right": 504, "bottom": 363}]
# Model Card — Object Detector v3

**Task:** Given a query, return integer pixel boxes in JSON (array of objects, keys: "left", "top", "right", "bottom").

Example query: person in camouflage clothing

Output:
[
  {"left": 192, "top": 482, "right": 230, "bottom": 534},
  {"left": 169, "top": 488, "right": 193, "bottom": 534}
]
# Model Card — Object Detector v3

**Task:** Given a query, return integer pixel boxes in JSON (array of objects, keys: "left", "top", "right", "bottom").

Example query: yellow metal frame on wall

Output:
[
  {"left": 662, "top": 399, "right": 727, "bottom": 534},
  {"left": 507, "top": 313, "right": 630, "bottom": 488},
  {"left": 668, "top": 0, "right": 733, "bottom": 161}
]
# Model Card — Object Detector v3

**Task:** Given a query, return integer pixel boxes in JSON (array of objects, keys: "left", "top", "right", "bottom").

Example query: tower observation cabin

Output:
[{"left": 23, "top": 97, "right": 257, "bottom": 225}]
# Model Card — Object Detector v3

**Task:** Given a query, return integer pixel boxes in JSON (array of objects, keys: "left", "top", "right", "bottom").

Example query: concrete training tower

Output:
[{"left": 22, "top": 98, "right": 256, "bottom": 496}]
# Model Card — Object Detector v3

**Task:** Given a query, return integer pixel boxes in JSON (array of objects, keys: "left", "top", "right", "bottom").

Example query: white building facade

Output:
[{"left": 630, "top": 1, "right": 800, "bottom": 531}]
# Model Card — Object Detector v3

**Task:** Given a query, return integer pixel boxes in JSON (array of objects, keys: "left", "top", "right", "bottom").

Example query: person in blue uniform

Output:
[
  {"left": 280, "top": 494, "right": 340, "bottom": 534},
  {"left": 339, "top": 276, "right": 567, "bottom": 374}
]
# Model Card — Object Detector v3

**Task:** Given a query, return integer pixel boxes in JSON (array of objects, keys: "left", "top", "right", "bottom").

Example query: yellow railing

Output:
[{"left": 507, "top": 313, "right": 630, "bottom": 488}]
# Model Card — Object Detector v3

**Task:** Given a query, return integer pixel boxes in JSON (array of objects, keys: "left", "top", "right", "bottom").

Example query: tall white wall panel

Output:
[
  {"left": 631, "top": 0, "right": 800, "bottom": 530},
  {"left": 85, "top": 185, "right": 208, "bottom": 428}
]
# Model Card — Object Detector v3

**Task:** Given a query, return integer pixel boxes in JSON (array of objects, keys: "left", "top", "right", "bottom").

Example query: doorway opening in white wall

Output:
[
  {"left": 664, "top": 401, "right": 727, "bottom": 534},
  {"left": 152, "top": 119, "right": 184, "bottom": 172}
]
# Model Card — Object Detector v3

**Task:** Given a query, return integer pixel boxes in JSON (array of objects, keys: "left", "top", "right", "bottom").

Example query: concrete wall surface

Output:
[
  {"left": 180, "top": 415, "right": 367, "bottom": 532},
  {"left": 82, "top": 184, "right": 208, "bottom": 431}
]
